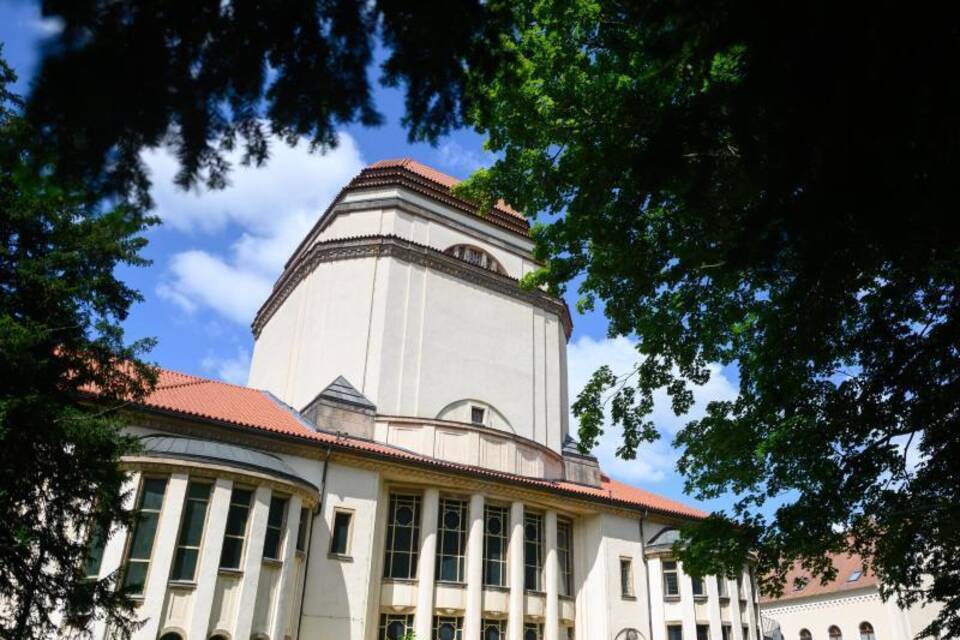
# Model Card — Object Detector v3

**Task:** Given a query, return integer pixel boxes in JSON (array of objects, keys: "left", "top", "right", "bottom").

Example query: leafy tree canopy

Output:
[
  {"left": 21, "top": 1, "right": 960, "bottom": 636},
  {"left": 0, "top": 49, "right": 156, "bottom": 639}
]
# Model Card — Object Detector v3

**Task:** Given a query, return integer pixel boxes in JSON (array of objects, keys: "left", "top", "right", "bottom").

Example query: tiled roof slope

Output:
[
  {"left": 130, "top": 366, "right": 706, "bottom": 520},
  {"left": 760, "top": 551, "right": 878, "bottom": 603},
  {"left": 367, "top": 158, "right": 524, "bottom": 220}
]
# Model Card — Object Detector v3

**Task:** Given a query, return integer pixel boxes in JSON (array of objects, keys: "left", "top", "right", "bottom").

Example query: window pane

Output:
[
  {"left": 219, "top": 537, "right": 243, "bottom": 569},
  {"left": 83, "top": 526, "right": 106, "bottom": 579},
  {"left": 225, "top": 503, "right": 249, "bottom": 536},
  {"left": 268, "top": 496, "right": 287, "bottom": 527},
  {"left": 170, "top": 548, "right": 198, "bottom": 581},
  {"left": 187, "top": 482, "right": 211, "bottom": 501},
  {"left": 296, "top": 507, "right": 310, "bottom": 552},
  {"left": 263, "top": 528, "right": 281, "bottom": 559},
  {"left": 179, "top": 500, "right": 207, "bottom": 546},
  {"left": 331, "top": 511, "right": 351, "bottom": 554},
  {"left": 665, "top": 573, "right": 679, "bottom": 595},
  {"left": 128, "top": 512, "right": 159, "bottom": 559},
  {"left": 141, "top": 478, "right": 167, "bottom": 510},
  {"left": 122, "top": 562, "right": 148, "bottom": 593}
]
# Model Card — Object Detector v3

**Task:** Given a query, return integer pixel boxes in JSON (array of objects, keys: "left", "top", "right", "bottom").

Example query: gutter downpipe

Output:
[
  {"left": 640, "top": 510, "right": 654, "bottom": 640},
  {"left": 295, "top": 444, "right": 333, "bottom": 639}
]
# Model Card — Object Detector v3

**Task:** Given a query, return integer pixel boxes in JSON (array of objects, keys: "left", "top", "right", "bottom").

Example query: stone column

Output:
[
  {"left": 234, "top": 485, "right": 272, "bottom": 640},
  {"left": 91, "top": 472, "right": 140, "bottom": 640},
  {"left": 705, "top": 575, "right": 724, "bottom": 640},
  {"left": 270, "top": 494, "right": 304, "bottom": 640},
  {"left": 187, "top": 477, "right": 233, "bottom": 640},
  {"left": 136, "top": 473, "right": 188, "bottom": 640},
  {"left": 647, "top": 556, "right": 667, "bottom": 640},
  {"left": 414, "top": 488, "right": 440, "bottom": 640},
  {"left": 544, "top": 510, "right": 559, "bottom": 640},
  {"left": 678, "top": 560, "right": 697, "bottom": 640},
  {"left": 464, "top": 493, "right": 485, "bottom": 640},
  {"left": 508, "top": 501, "right": 525, "bottom": 640},
  {"left": 728, "top": 572, "right": 744, "bottom": 639}
]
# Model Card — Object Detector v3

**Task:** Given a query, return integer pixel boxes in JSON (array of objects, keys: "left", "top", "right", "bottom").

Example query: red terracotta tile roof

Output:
[
  {"left": 760, "top": 551, "right": 878, "bottom": 603},
  {"left": 131, "top": 366, "right": 705, "bottom": 520},
  {"left": 365, "top": 158, "right": 525, "bottom": 221}
]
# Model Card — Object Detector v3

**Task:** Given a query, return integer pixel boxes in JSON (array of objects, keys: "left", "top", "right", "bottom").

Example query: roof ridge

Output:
[{"left": 156, "top": 367, "right": 258, "bottom": 392}]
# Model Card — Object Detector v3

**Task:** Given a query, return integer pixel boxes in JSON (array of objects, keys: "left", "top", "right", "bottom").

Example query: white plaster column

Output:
[
  {"left": 728, "top": 573, "right": 744, "bottom": 638},
  {"left": 544, "top": 510, "right": 560, "bottom": 640},
  {"left": 464, "top": 493, "right": 485, "bottom": 640},
  {"left": 678, "top": 561, "right": 697, "bottom": 640},
  {"left": 91, "top": 472, "right": 140, "bottom": 640},
  {"left": 647, "top": 556, "right": 667, "bottom": 640},
  {"left": 270, "top": 493, "right": 304, "bottom": 640},
  {"left": 741, "top": 570, "right": 758, "bottom": 640},
  {"left": 135, "top": 472, "right": 188, "bottom": 640},
  {"left": 414, "top": 487, "right": 440, "bottom": 640},
  {"left": 508, "top": 500, "right": 526, "bottom": 640},
  {"left": 187, "top": 477, "right": 233, "bottom": 640},
  {"left": 705, "top": 575, "right": 724, "bottom": 640},
  {"left": 234, "top": 485, "right": 272, "bottom": 640}
]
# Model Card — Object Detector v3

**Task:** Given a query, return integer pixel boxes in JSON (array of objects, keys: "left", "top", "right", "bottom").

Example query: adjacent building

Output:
[{"left": 78, "top": 159, "right": 761, "bottom": 640}]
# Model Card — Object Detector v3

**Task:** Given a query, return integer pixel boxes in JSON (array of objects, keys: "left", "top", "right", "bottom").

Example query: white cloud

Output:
[
  {"left": 435, "top": 140, "right": 493, "bottom": 175},
  {"left": 201, "top": 347, "right": 252, "bottom": 385},
  {"left": 30, "top": 17, "right": 64, "bottom": 35},
  {"left": 151, "top": 132, "right": 365, "bottom": 324},
  {"left": 566, "top": 335, "right": 738, "bottom": 484}
]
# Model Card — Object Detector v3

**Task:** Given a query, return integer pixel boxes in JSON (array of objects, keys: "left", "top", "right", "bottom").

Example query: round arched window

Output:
[
  {"left": 859, "top": 623, "right": 875, "bottom": 640},
  {"left": 800, "top": 630, "right": 812, "bottom": 640},
  {"left": 209, "top": 635, "right": 229, "bottom": 640},
  {"left": 828, "top": 626, "right": 842, "bottom": 640},
  {"left": 444, "top": 244, "right": 507, "bottom": 275},
  {"left": 159, "top": 633, "right": 183, "bottom": 640}
]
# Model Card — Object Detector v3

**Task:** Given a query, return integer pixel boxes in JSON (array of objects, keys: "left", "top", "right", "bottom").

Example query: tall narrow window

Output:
[
  {"left": 667, "top": 625, "right": 684, "bottom": 640},
  {"left": 662, "top": 560, "right": 680, "bottom": 598},
  {"left": 262, "top": 494, "right": 288, "bottom": 560},
  {"left": 620, "top": 557, "right": 635, "bottom": 598},
  {"left": 718, "top": 576, "right": 729, "bottom": 598},
  {"left": 692, "top": 575, "right": 706, "bottom": 598},
  {"left": 557, "top": 519, "right": 574, "bottom": 597},
  {"left": 379, "top": 613, "right": 414, "bottom": 640},
  {"left": 828, "top": 627, "right": 842, "bottom": 640},
  {"left": 859, "top": 623, "right": 875, "bottom": 640},
  {"left": 219, "top": 487, "right": 252, "bottom": 569},
  {"left": 523, "top": 623, "right": 543, "bottom": 640},
  {"left": 742, "top": 626, "right": 750, "bottom": 640},
  {"left": 433, "top": 615, "right": 463, "bottom": 640},
  {"left": 122, "top": 477, "right": 168, "bottom": 595},
  {"left": 436, "top": 498, "right": 468, "bottom": 582},
  {"left": 799, "top": 631, "right": 812, "bottom": 640},
  {"left": 483, "top": 619, "right": 507, "bottom": 640},
  {"left": 722, "top": 624, "right": 733, "bottom": 640},
  {"left": 330, "top": 510, "right": 353, "bottom": 556},
  {"left": 296, "top": 506, "right": 310, "bottom": 553},
  {"left": 384, "top": 494, "right": 421, "bottom": 579},
  {"left": 170, "top": 481, "right": 212, "bottom": 581},
  {"left": 82, "top": 523, "right": 107, "bottom": 580},
  {"left": 523, "top": 512, "right": 543, "bottom": 591},
  {"left": 697, "top": 625, "right": 710, "bottom": 640},
  {"left": 483, "top": 504, "right": 509, "bottom": 587}
]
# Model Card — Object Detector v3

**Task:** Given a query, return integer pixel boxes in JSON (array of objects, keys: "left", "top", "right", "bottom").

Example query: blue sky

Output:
[{"left": 1, "top": 3, "right": 749, "bottom": 516}]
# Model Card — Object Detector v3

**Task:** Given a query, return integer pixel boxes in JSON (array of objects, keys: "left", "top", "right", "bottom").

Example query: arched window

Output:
[
  {"left": 444, "top": 244, "right": 507, "bottom": 275},
  {"left": 159, "top": 633, "right": 183, "bottom": 640},
  {"left": 828, "top": 626, "right": 842, "bottom": 640},
  {"left": 209, "top": 635, "right": 230, "bottom": 640},
  {"left": 800, "top": 630, "right": 812, "bottom": 640},
  {"left": 859, "top": 623, "right": 875, "bottom": 640}
]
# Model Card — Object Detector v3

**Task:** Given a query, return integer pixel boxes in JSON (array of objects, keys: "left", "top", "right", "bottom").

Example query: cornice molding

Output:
[{"left": 251, "top": 234, "right": 572, "bottom": 339}]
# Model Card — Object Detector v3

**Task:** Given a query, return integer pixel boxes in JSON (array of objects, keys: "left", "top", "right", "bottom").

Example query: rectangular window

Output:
[
  {"left": 82, "top": 523, "right": 107, "bottom": 580},
  {"left": 384, "top": 494, "right": 421, "bottom": 579},
  {"left": 722, "top": 624, "right": 732, "bottom": 640},
  {"left": 742, "top": 626, "right": 749, "bottom": 640},
  {"left": 566, "top": 626, "right": 575, "bottom": 640},
  {"left": 483, "top": 504, "right": 509, "bottom": 587},
  {"left": 523, "top": 511, "right": 543, "bottom": 591},
  {"left": 122, "top": 477, "right": 168, "bottom": 595},
  {"left": 483, "top": 619, "right": 507, "bottom": 640},
  {"left": 620, "top": 557, "right": 635, "bottom": 598},
  {"left": 219, "top": 487, "right": 252, "bottom": 569},
  {"left": 737, "top": 573, "right": 745, "bottom": 600},
  {"left": 433, "top": 615, "right": 463, "bottom": 640},
  {"left": 295, "top": 506, "right": 310, "bottom": 553},
  {"left": 692, "top": 575, "right": 705, "bottom": 598},
  {"left": 557, "top": 519, "right": 574, "bottom": 597},
  {"left": 262, "top": 494, "right": 288, "bottom": 560},
  {"left": 170, "top": 481, "right": 212, "bottom": 581},
  {"left": 697, "top": 625, "right": 710, "bottom": 640},
  {"left": 524, "top": 623, "right": 544, "bottom": 640},
  {"left": 471, "top": 406, "right": 486, "bottom": 424},
  {"left": 663, "top": 560, "right": 680, "bottom": 598},
  {"left": 718, "top": 576, "right": 729, "bottom": 598},
  {"left": 330, "top": 510, "right": 353, "bottom": 556},
  {"left": 667, "top": 625, "right": 684, "bottom": 640},
  {"left": 436, "top": 498, "right": 468, "bottom": 582},
  {"left": 379, "top": 613, "right": 414, "bottom": 640}
]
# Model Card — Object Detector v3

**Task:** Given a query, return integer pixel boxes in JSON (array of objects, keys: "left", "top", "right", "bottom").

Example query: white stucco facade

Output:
[{"left": 70, "top": 159, "right": 767, "bottom": 640}]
